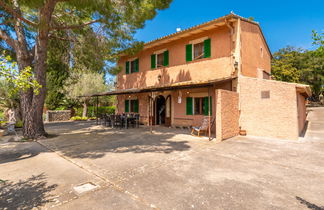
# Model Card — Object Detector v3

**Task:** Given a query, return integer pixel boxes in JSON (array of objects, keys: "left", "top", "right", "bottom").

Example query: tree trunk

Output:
[
  {"left": 17, "top": 0, "right": 56, "bottom": 139},
  {"left": 82, "top": 101, "right": 88, "bottom": 118}
]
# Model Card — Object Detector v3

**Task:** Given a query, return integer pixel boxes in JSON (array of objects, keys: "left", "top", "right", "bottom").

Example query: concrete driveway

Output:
[{"left": 1, "top": 108, "right": 324, "bottom": 209}]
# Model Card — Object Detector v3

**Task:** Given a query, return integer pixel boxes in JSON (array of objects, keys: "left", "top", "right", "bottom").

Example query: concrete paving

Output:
[{"left": 0, "top": 108, "right": 324, "bottom": 209}]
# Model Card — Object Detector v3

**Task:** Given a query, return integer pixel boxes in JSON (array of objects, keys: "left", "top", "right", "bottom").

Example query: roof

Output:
[
  {"left": 88, "top": 76, "right": 236, "bottom": 97},
  {"left": 121, "top": 12, "right": 271, "bottom": 56},
  {"left": 296, "top": 84, "right": 312, "bottom": 97}
]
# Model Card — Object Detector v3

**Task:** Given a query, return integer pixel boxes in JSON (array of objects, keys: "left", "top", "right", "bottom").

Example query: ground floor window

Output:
[
  {"left": 125, "top": 99, "right": 139, "bottom": 113},
  {"left": 186, "top": 96, "right": 212, "bottom": 116}
]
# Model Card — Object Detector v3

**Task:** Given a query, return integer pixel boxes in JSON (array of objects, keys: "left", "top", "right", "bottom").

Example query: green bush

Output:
[
  {"left": 15, "top": 120, "right": 23, "bottom": 128},
  {"left": 0, "top": 111, "right": 4, "bottom": 120},
  {"left": 74, "top": 106, "right": 115, "bottom": 117},
  {"left": 70, "top": 116, "right": 88, "bottom": 121}
]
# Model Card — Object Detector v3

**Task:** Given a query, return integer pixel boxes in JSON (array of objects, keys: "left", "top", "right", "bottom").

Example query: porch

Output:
[{"left": 91, "top": 76, "right": 239, "bottom": 141}]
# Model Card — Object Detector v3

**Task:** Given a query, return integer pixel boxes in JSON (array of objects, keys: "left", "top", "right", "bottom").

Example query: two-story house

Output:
[{"left": 97, "top": 13, "right": 311, "bottom": 140}]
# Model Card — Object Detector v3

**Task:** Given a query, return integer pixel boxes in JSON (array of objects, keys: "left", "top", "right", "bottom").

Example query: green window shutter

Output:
[
  {"left": 186, "top": 44, "right": 192, "bottom": 62},
  {"left": 204, "top": 38, "right": 211, "bottom": 58},
  {"left": 186, "top": 97, "right": 193, "bottom": 115},
  {"left": 125, "top": 100, "right": 129, "bottom": 112},
  {"left": 151, "top": 54, "right": 156, "bottom": 69},
  {"left": 135, "top": 59, "right": 139, "bottom": 72},
  {"left": 134, "top": 99, "right": 139, "bottom": 113},
  {"left": 203, "top": 96, "right": 212, "bottom": 116},
  {"left": 163, "top": 50, "right": 169, "bottom": 66},
  {"left": 125, "top": 61, "right": 129, "bottom": 74},
  {"left": 203, "top": 97, "right": 209, "bottom": 116}
]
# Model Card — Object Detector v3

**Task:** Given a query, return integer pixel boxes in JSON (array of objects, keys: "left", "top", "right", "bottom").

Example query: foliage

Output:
[
  {"left": 15, "top": 120, "right": 23, "bottom": 128},
  {"left": 0, "top": 78, "right": 19, "bottom": 111},
  {"left": 0, "top": 54, "right": 41, "bottom": 95},
  {"left": 271, "top": 46, "right": 304, "bottom": 83},
  {"left": 45, "top": 33, "right": 70, "bottom": 110},
  {"left": 0, "top": 0, "right": 172, "bottom": 138},
  {"left": 70, "top": 116, "right": 88, "bottom": 121},
  {"left": 75, "top": 106, "right": 116, "bottom": 118},
  {"left": 63, "top": 71, "right": 108, "bottom": 102},
  {"left": 271, "top": 31, "right": 324, "bottom": 98}
]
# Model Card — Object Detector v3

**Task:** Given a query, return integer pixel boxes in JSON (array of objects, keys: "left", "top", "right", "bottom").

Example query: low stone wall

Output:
[
  {"left": 215, "top": 89, "right": 239, "bottom": 141},
  {"left": 46, "top": 110, "right": 71, "bottom": 122}
]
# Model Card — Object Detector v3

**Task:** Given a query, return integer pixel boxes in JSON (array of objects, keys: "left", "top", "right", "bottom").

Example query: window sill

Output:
[
  {"left": 187, "top": 57, "right": 211, "bottom": 64},
  {"left": 151, "top": 66, "right": 168, "bottom": 70}
]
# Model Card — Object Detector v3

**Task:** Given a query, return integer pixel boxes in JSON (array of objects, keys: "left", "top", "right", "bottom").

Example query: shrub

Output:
[
  {"left": 15, "top": 120, "right": 23, "bottom": 128},
  {"left": 70, "top": 116, "right": 88, "bottom": 121}
]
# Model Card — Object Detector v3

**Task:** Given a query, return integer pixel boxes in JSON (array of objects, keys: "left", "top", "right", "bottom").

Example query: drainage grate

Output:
[{"left": 73, "top": 182, "right": 98, "bottom": 194}]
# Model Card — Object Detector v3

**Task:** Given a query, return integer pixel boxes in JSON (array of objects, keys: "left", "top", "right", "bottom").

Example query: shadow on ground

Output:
[
  {"left": 41, "top": 125, "right": 191, "bottom": 159},
  {"left": 296, "top": 196, "right": 324, "bottom": 210},
  {"left": 0, "top": 147, "right": 40, "bottom": 164},
  {"left": 0, "top": 173, "right": 57, "bottom": 209}
]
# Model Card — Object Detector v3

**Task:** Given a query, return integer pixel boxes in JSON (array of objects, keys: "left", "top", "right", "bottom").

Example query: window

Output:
[
  {"left": 130, "top": 100, "right": 139, "bottom": 112},
  {"left": 125, "top": 99, "right": 139, "bottom": 113},
  {"left": 194, "top": 97, "right": 204, "bottom": 115},
  {"left": 186, "top": 96, "right": 212, "bottom": 116},
  {"left": 130, "top": 60, "right": 136, "bottom": 73},
  {"left": 186, "top": 38, "right": 211, "bottom": 62},
  {"left": 157, "top": 53, "right": 164, "bottom": 67},
  {"left": 193, "top": 42, "right": 204, "bottom": 60},
  {"left": 125, "top": 59, "right": 139, "bottom": 74},
  {"left": 151, "top": 50, "right": 169, "bottom": 69}
]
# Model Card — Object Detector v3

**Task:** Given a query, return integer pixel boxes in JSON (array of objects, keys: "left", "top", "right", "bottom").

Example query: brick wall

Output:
[
  {"left": 238, "top": 76, "right": 300, "bottom": 140},
  {"left": 215, "top": 89, "right": 240, "bottom": 141}
]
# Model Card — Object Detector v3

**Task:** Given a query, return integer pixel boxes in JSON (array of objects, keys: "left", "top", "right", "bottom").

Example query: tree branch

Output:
[
  {"left": 0, "top": 1, "right": 38, "bottom": 27},
  {"left": 50, "top": 19, "right": 100, "bottom": 30},
  {"left": 49, "top": 34, "right": 78, "bottom": 42},
  {"left": 0, "top": 29, "right": 16, "bottom": 49}
]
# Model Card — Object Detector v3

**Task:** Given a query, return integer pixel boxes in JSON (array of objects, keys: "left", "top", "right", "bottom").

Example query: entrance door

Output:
[
  {"left": 155, "top": 95, "right": 166, "bottom": 125},
  {"left": 165, "top": 95, "right": 171, "bottom": 126}
]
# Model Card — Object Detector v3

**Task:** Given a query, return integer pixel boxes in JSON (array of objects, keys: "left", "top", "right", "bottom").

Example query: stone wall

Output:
[
  {"left": 215, "top": 89, "right": 240, "bottom": 141},
  {"left": 46, "top": 110, "right": 71, "bottom": 122}
]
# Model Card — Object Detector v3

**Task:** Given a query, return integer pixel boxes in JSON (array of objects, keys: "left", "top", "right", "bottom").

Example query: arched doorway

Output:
[{"left": 154, "top": 95, "right": 166, "bottom": 125}]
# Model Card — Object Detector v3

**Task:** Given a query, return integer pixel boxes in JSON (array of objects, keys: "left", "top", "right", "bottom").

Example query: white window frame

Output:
[
  {"left": 153, "top": 48, "right": 167, "bottom": 68},
  {"left": 189, "top": 36, "right": 209, "bottom": 61},
  {"left": 127, "top": 57, "right": 138, "bottom": 73}
]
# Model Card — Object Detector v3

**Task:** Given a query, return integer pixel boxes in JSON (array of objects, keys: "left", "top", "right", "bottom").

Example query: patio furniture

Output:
[
  {"left": 191, "top": 116, "right": 214, "bottom": 137},
  {"left": 104, "top": 114, "right": 112, "bottom": 127},
  {"left": 114, "top": 115, "right": 123, "bottom": 129}
]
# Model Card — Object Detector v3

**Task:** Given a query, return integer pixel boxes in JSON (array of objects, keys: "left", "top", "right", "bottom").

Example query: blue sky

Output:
[{"left": 134, "top": 0, "right": 324, "bottom": 53}]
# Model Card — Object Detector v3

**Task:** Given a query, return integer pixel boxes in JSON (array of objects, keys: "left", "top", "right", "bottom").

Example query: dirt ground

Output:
[{"left": 0, "top": 107, "right": 323, "bottom": 210}]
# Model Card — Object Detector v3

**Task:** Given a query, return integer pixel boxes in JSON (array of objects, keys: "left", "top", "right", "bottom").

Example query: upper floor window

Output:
[
  {"left": 186, "top": 38, "right": 211, "bottom": 62},
  {"left": 151, "top": 50, "right": 169, "bottom": 69},
  {"left": 194, "top": 42, "right": 204, "bottom": 60},
  {"left": 125, "top": 58, "right": 139, "bottom": 74}
]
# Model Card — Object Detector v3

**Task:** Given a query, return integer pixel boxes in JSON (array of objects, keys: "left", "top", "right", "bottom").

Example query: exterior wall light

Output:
[{"left": 234, "top": 61, "right": 239, "bottom": 70}]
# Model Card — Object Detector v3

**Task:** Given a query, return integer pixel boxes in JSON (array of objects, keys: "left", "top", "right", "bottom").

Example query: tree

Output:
[
  {"left": 271, "top": 46, "right": 304, "bottom": 83},
  {"left": 0, "top": 54, "right": 40, "bottom": 121},
  {"left": 271, "top": 32, "right": 324, "bottom": 99},
  {"left": 63, "top": 71, "right": 107, "bottom": 118},
  {"left": 0, "top": 0, "right": 172, "bottom": 139},
  {"left": 45, "top": 32, "right": 70, "bottom": 110}
]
